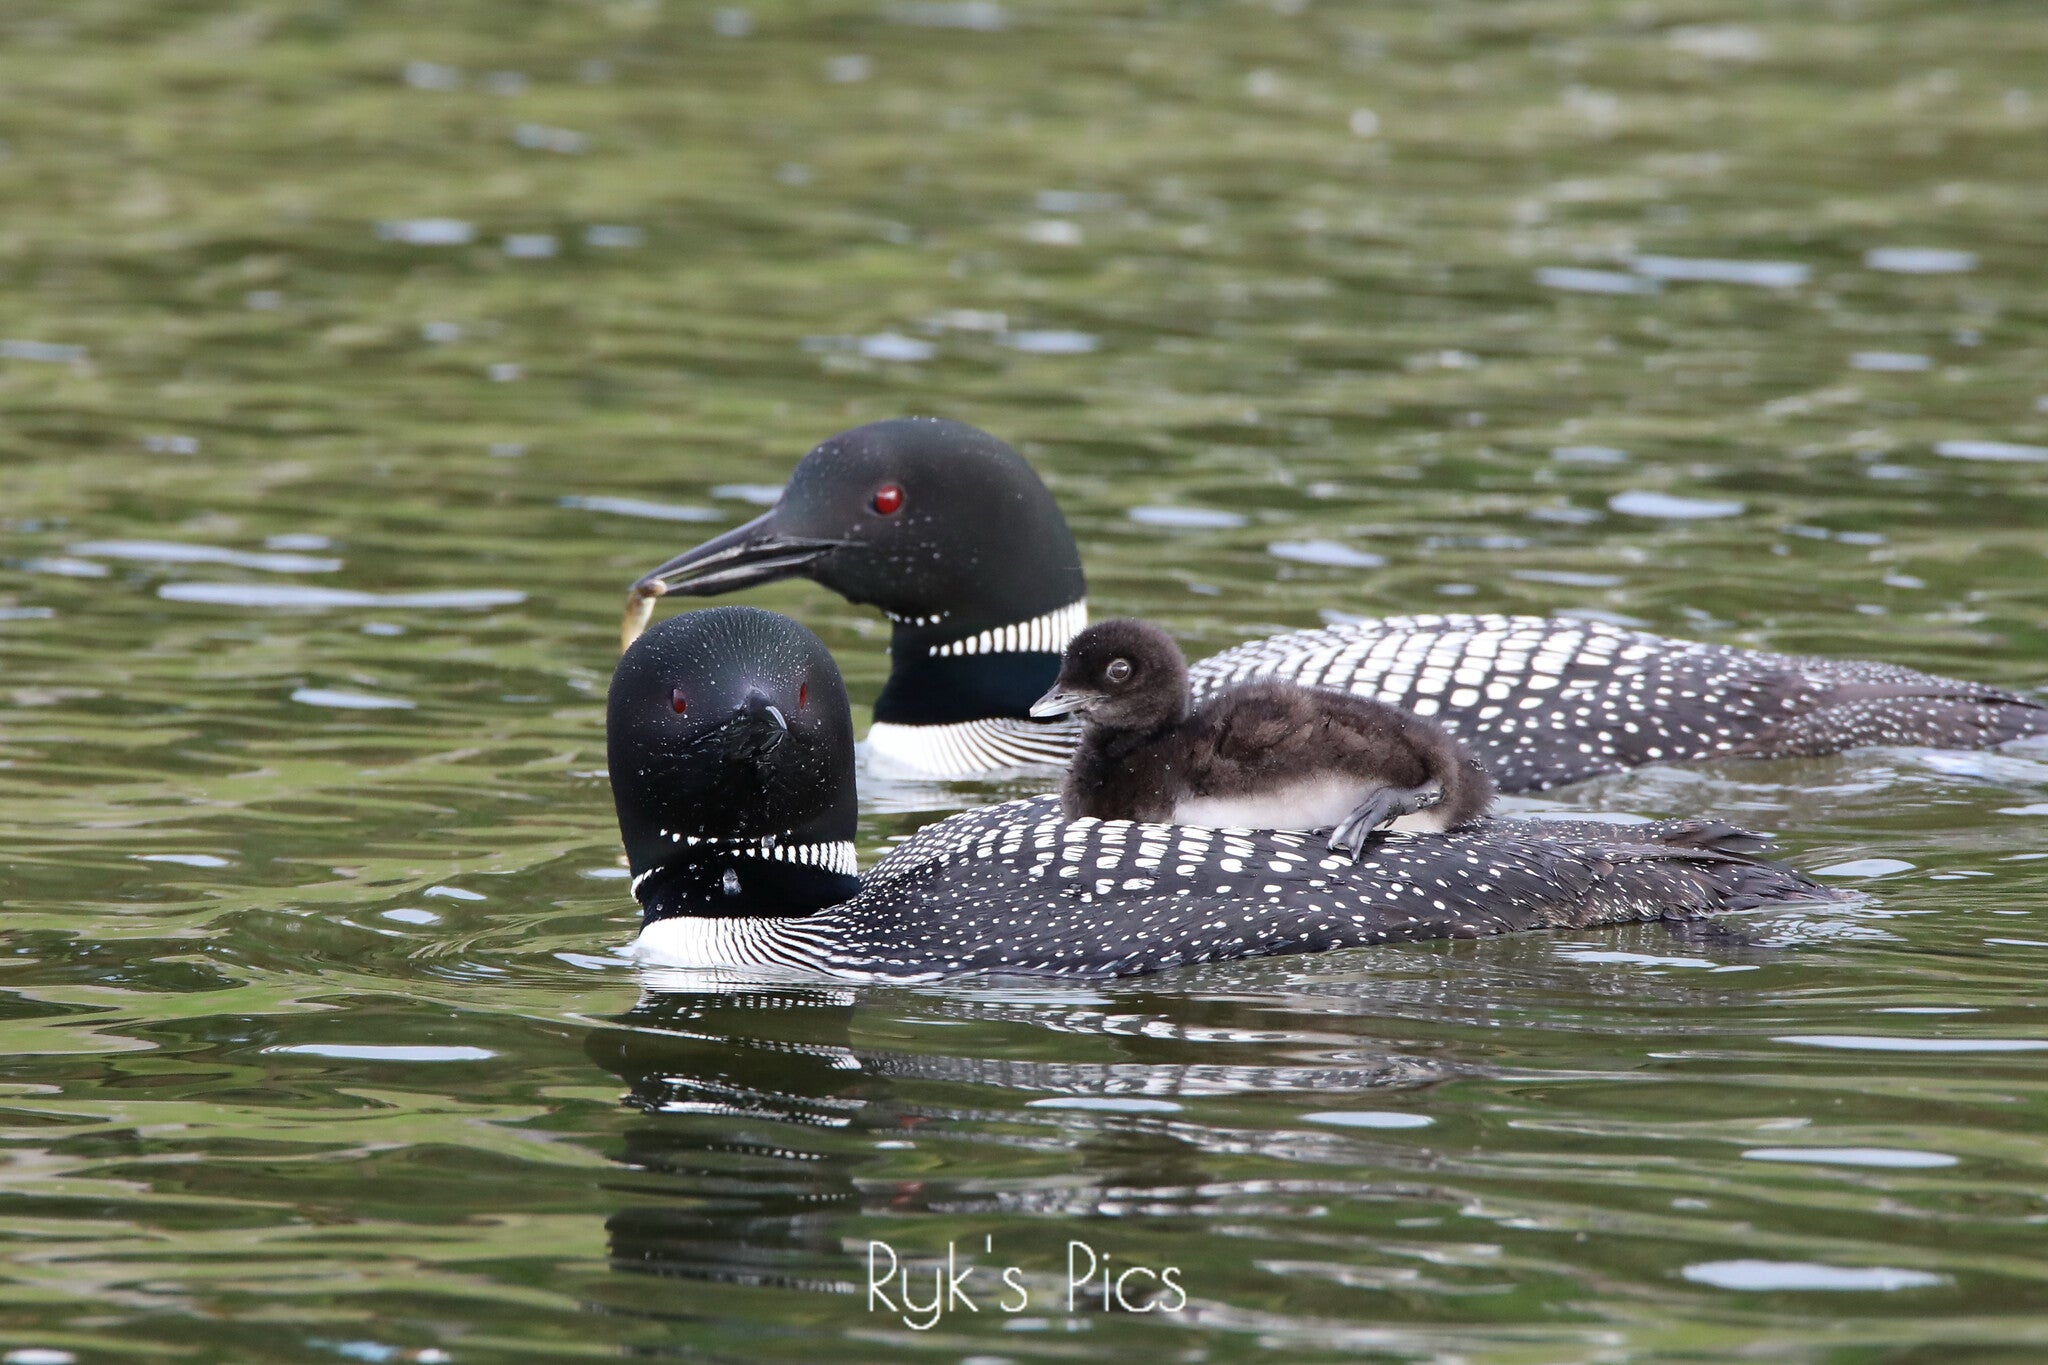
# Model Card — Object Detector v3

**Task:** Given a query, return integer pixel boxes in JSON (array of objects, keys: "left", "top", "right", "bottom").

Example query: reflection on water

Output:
[
  {"left": 587, "top": 976, "right": 1454, "bottom": 1331},
  {"left": 576, "top": 938, "right": 2048, "bottom": 1357},
  {"left": 3, "top": 0, "right": 2048, "bottom": 1358}
]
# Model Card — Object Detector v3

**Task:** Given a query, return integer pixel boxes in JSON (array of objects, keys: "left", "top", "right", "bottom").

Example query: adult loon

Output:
[
  {"left": 1031, "top": 617, "right": 1495, "bottom": 855},
  {"left": 623, "top": 418, "right": 2048, "bottom": 790},
  {"left": 609, "top": 606, "right": 1840, "bottom": 981}
]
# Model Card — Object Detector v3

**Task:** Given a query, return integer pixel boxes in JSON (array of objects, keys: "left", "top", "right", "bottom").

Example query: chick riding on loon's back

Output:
[
  {"left": 1032, "top": 618, "right": 1495, "bottom": 858},
  {"left": 623, "top": 418, "right": 2048, "bottom": 790},
  {"left": 609, "top": 606, "right": 1841, "bottom": 980}
]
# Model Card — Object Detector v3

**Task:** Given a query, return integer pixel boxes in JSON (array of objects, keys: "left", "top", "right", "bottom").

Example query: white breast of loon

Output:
[
  {"left": 865, "top": 716, "right": 1079, "bottom": 779},
  {"left": 631, "top": 911, "right": 855, "bottom": 978}
]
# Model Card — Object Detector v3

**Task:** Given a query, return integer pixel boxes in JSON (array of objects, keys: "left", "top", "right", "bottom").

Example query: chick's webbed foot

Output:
[{"left": 1327, "top": 780, "right": 1444, "bottom": 861}]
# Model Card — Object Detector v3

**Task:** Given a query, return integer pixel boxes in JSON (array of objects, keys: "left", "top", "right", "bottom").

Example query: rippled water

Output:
[{"left": 4, "top": 2, "right": 2048, "bottom": 1360}]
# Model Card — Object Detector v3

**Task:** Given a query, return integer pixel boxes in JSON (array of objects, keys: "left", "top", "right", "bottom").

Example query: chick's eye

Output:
[
  {"left": 670, "top": 689, "right": 688, "bottom": 714},
  {"left": 871, "top": 483, "right": 904, "bottom": 515},
  {"left": 1105, "top": 658, "right": 1132, "bottom": 683}
]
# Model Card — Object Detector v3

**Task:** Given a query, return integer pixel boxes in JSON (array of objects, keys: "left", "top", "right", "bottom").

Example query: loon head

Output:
[
  {"left": 629, "top": 418, "right": 1086, "bottom": 641},
  {"left": 1031, "top": 618, "right": 1192, "bottom": 733},
  {"left": 607, "top": 606, "right": 859, "bottom": 916}
]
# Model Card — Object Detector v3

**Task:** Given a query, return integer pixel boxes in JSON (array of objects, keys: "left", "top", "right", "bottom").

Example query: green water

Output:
[{"left": 4, "top": 1, "right": 2048, "bottom": 1360}]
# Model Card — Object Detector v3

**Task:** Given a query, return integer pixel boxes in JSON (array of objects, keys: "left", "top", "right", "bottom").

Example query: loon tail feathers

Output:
[
  {"left": 1510, "top": 823, "right": 1848, "bottom": 932},
  {"left": 1738, "top": 671, "right": 2048, "bottom": 758},
  {"left": 1673, "top": 852, "right": 1852, "bottom": 916}
]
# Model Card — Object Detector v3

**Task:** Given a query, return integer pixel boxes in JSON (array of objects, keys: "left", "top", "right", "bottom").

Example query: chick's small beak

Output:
[{"left": 1029, "top": 686, "right": 1090, "bottom": 719}]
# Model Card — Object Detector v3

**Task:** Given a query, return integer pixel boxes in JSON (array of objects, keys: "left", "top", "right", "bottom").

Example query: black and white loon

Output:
[
  {"left": 625, "top": 418, "right": 2048, "bottom": 791},
  {"left": 609, "top": 606, "right": 1840, "bottom": 981},
  {"left": 1032, "top": 617, "right": 1495, "bottom": 856}
]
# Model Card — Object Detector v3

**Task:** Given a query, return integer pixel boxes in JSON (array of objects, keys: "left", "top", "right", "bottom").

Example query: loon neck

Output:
[
  {"left": 874, "top": 599, "right": 1088, "bottom": 725},
  {"left": 1081, "top": 712, "right": 1185, "bottom": 764},
  {"left": 632, "top": 836, "right": 860, "bottom": 926}
]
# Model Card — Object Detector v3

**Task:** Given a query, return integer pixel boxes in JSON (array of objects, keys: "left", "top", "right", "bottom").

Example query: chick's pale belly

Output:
[{"left": 1170, "top": 776, "right": 1452, "bottom": 834}]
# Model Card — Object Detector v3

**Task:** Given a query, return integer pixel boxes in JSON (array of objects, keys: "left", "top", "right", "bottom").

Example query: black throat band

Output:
[{"left": 634, "top": 854, "right": 859, "bottom": 926}]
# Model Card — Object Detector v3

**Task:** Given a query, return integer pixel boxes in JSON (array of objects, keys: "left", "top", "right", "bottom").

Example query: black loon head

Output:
[
  {"left": 633, "top": 417, "right": 1084, "bottom": 637},
  {"left": 1031, "top": 618, "right": 1192, "bottom": 733},
  {"left": 607, "top": 606, "right": 860, "bottom": 919},
  {"left": 629, "top": 419, "right": 1088, "bottom": 726}
]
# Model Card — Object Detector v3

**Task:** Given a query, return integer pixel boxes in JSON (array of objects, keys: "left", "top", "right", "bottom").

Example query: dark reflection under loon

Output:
[{"left": 585, "top": 976, "right": 1458, "bottom": 1303}]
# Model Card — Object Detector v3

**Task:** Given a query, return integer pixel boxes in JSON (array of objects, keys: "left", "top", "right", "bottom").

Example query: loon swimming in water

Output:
[
  {"left": 1032, "top": 618, "right": 1495, "bottom": 857},
  {"left": 609, "top": 605, "right": 1840, "bottom": 980},
  {"left": 623, "top": 418, "right": 2048, "bottom": 790}
]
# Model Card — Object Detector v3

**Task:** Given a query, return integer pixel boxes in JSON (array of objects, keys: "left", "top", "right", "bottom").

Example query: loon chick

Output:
[
  {"left": 609, "top": 606, "right": 1841, "bottom": 981},
  {"left": 1032, "top": 619, "right": 1495, "bottom": 858},
  {"left": 623, "top": 419, "right": 2048, "bottom": 789}
]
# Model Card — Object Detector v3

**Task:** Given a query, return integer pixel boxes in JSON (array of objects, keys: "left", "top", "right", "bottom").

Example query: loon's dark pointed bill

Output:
[
  {"left": 1028, "top": 687, "right": 1091, "bottom": 719},
  {"left": 622, "top": 508, "right": 846, "bottom": 649},
  {"left": 689, "top": 704, "right": 788, "bottom": 761},
  {"left": 631, "top": 508, "right": 845, "bottom": 598}
]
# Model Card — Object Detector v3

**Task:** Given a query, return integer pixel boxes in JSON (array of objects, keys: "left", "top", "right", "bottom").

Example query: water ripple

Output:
[{"left": 159, "top": 584, "right": 525, "bottom": 609}]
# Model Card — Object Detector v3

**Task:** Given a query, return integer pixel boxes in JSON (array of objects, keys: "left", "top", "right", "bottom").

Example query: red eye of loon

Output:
[
  {"left": 670, "top": 689, "right": 688, "bottom": 714},
  {"left": 871, "top": 484, "right": 904, "bottom": 515},
  {"left": 798, "top": 681, "right": 809, "bottom": 709}
]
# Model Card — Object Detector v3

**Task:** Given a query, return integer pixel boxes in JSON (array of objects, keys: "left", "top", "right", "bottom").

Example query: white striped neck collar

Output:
[
  {"left": 870, "top": 599, "right": 1085, "bottom": 731},
  {"left": 921, "top": 599, "right": 1087, "bottom": 660},
  {"left": 631, "top": 836, "right": 859, "bottom": 898}
]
